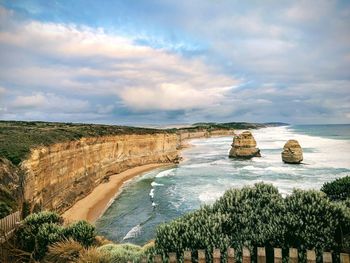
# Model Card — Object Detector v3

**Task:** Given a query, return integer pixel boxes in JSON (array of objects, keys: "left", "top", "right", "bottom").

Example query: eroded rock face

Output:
[
  {"left": 229, "top": 131, "right": 261, "bottom": 158},
  {"left": 22, "top": 133, "right": 179, "bottom": 213},
  {"left": 281, "top": 139, "right": 303, "bottom": 164}
]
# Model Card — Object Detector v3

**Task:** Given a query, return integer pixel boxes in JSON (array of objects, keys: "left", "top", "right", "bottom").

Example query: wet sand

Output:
[{"left": 62, "top": 163, "right": 174, "bottom": 224}]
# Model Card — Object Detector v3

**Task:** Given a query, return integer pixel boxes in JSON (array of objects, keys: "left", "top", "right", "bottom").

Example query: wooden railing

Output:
[
  {"left": 140, "top": 247, "right": 350, "bottom": 263},
  {"left": 0, "top": 211, "right": 21, "bottom": 242},
  {"left": 0, "top": 211, "right": 21, "bottom": 261}
]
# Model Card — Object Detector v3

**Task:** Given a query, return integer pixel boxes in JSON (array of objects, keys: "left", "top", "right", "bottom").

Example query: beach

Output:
[{"left": 62, "top": 163, "right": 174, "bottom": 224}]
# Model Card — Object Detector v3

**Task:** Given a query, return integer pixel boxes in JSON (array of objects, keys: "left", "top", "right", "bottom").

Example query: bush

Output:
[
  {"left": 321, "top": 176, "right": 350, "bottom": 201},
  {"left": 64, "top": 220, "right": 96, "bottom": 247},
  {"left": 99, "top": 243, "right": 143, "bottom": 263},
  {"left": 14, "top": 211, "right": 96, "bottom": 260},
  {"left": 44, "top": 238, "right": 84, "bottom": 263},
  {"left": 154, "top": 183, "right": 350, "bottom": 260},
  {"left": 15, "top": 211, "right": 64, "bottom": 259},
  {"left": 77, "top": 247, "right": 111, "bottom": 263},
  {"left": 36, "top": 223, "right": 65, "bottom": 260},
  {"left": 0, "top": 201, "right": 12, "bottom": 219}
]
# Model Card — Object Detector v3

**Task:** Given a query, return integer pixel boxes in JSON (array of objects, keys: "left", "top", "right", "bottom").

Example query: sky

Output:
[{"left": 0, "top": 0, "right": 349, "bottom": 125}]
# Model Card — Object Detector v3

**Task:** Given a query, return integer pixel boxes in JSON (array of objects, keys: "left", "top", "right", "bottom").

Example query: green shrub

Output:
[
  {"left": 64, "top": 220, "right": 96, "bottom": 247},
  {"left": 99, "top": 243, "right": 143, "bottom": 263},
  {"left": 36, "top": 223, "right": 65, "bottom": 259},
  {"left": 154, "top": 183, "right": 350, "bottom": 260},
  {"left": 321, "top": 176, "right": 350, "bottom": 201},
  {"left": 0, "top": 201, "right": 12, "bottom": 219},
  {"left": 14, "top": 212, "right": 96, "bottom": 260}
]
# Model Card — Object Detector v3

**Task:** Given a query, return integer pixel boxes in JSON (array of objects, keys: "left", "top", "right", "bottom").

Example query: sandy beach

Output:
[{"left": 62, "top": 163, "right": 174, "bottom": 224}]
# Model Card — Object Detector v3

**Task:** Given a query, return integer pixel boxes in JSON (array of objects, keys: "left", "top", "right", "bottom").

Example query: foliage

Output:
[
  {"left": 44, "top": 238, "right": 84, "bottom": 263},
  {"left": 76, "top": 247, "right": 111, "bottom": 263},
  {"left": 0, "top": 201, "right": 12, "bottom": 219},
  {"left": 321, "top": 176, "right": 350, "bottom": 201},
  {"left": 36, "top": 223, "right": 65, "bottom": 260},
  {"left": 154, "top": 183, "right": 350, "bottom": 261},
  {"left": 98, "top": 243, "right": 143, "bottom": 263},
  {"left": 14, "top": 211, "right": 97, "bottom": 260},
  {"left": 0, "top": 185, "right": 17, "bottom": 218},
  {"left": 15, "top": 211, "right": 64, "bottom": 259},
  {"left": 0, "top": 120, "right": 267, "bottom": 166},
  {"left": 0, "top": 120, "right": 171, "bottom": 165},
  {"left": 64, "top": 220, "right": 96, "bottom": 247},
  {"left": 21, "top": 201, "right": 31, "bottom": 219}
]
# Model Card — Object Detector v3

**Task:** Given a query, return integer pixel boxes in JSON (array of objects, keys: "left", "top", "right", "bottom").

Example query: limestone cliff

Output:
[
  {"left": 1, "top": 127, "right": 235, "bottom": 215},
  {"left": 21, "top": 133, "right": 179, "bottom": 213}
]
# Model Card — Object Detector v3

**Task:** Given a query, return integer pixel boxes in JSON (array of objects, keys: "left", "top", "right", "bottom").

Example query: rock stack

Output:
[
  {"left": 281, "top": 140, "right": 303, "bottom": 164},
  {"left": 229, "top": 131, "right": 261, "bottom": 158}
]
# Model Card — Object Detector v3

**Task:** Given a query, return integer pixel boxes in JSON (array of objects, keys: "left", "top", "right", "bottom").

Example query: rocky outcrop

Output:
[
  {"left": 229, "top": 131, "right": 261, "bottom": 158},
  {"left": 21, "top": 133, "right": 179, "bottom": 213},
  {"left": 281, "top": 140, "right": 303, "bottom": 164}
]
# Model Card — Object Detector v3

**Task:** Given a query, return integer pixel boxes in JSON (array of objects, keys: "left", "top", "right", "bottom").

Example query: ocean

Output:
[{"left": 95, "top": 124, "right": 350, "bottom": 245}]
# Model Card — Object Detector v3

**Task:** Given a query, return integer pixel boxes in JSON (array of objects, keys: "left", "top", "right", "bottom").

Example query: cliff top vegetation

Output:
[
  {"left": 0, "top": 121, "right": 171, "bottom": 165},
  {"left": 0, "top": 120, "right": 272, "bottom": 166}
]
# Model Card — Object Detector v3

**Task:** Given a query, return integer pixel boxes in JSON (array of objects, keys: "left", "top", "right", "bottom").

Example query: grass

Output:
[
  {"left": 0, "top": 121, "right": 171, "bottom": 165},
  {"left": 0, "top": 120, "right": 271, "bottom": 166}
]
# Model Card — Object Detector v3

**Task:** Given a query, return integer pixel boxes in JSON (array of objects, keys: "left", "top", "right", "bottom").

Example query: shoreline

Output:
[
  {"left": 62, "top": 134, "right": 235, "bottom": 224},
  {"left": 62, "top": 162, "right": 174, "bottom": 224}
]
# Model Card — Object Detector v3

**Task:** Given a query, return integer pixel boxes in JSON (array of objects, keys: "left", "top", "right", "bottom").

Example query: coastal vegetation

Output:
[
  {"left": 2, "top": 179, "right": 349, "bottom": 262},
  {"left": 0, "top": 120, "right": 269, "bottom": 166},
  {"left": 321, "top": 175, "right": 350, "bottom": 201},
  {"left": 154, "top": 183, "right": 350, "bottom": 261}
]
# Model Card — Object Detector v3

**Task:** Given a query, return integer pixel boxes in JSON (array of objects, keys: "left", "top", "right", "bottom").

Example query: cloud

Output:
[
  {"left": 0, "top": 6, "right": 238, "bottom": 115},
  {"left": 0, "top": 2, "right": 349, "bottom": 124},
  {"left": 120, "top": 83, "right": 233, "bottom": 111},
  {"left": 10, "top": 93, "right": 89, "bottom": 113}
]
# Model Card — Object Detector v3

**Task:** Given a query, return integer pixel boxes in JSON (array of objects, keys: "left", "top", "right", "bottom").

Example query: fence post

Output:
[
  {"left": 323, "top": 252, "right": 332, "bottom": 263},
  {"left": 258, "top": 247, "right": 266, "bottom": 263},
  {"left": 243, "top": 247, "right": 251, "bottom": 263},
  {"left": 154, "top": 254, "right": 162, "bottom": 263},
  {"left": 340, "top": 253, "right": 350, "bottom": 263},
  {"left": 289, "top": 248, "right": 298, "bottom": 263},
  {"left": 227, "top": 247, "right": 235, "bottom": 263},
  {"left": 198, "top": 250, "right": 206, "bottom": 263},
  {"left": 307, "top": 250, "right": 316, "bottom": 263},
  {"left": 274, "top": 248, "right": 282, "bottom": 263},
  {"left": 213, "top": 249, "right": 221, "bottom": 263},
  {"left": 169, "top": 252, "right": 177, "bottom": 263},
  {"left": 184, "top": 251, "right": 192, "bottom": 263}
]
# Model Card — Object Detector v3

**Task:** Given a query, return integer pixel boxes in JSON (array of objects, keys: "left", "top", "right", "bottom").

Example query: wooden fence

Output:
[
  {"left": 141, "top": 247, "right": 350, "bottom": 263},
  {"left": 0, "top": 211, "right": 21, "bottom": 239},
  {"left": 0, "top": 211, "right": 21, "bottom": 261}
]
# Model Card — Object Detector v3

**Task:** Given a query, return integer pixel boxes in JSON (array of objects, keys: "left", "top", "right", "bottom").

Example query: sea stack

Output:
[
  {"left": 229, "top": 131, "right": 261, "bottom": 158},
  {"left": 281, "top": 140, "right": 303, "bottom": 164}
]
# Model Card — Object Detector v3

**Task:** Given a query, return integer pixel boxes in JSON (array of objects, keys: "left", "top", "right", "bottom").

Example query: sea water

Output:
[{"left": 95, "top": 125, "right": 350, "bottom": 245}]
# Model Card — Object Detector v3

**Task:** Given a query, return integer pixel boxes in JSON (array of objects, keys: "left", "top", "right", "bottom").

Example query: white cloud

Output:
[
  {"left": 0, "top": 7, "right": 239, "bottom": 112},
  {"left": 10, "top": 93, "right": 89, "bottom": 113},
  {"left": 119, "top": 83, "right": 233, "bottom": 110}
]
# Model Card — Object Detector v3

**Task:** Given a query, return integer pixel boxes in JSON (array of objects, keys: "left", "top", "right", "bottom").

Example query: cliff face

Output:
[
  {"left": 178, "top": 129, "right": 235, "bottom": 142},
  {"left": 4, "top": 128, "right": 235, "bottom": 214},
  {"left": 21, "top": 133, "right": 179, "bottom": 213}
]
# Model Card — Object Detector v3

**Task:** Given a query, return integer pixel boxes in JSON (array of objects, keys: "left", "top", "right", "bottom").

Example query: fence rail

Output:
[
  {"left": 141, "top": 247, "right": 350, "bottom": 263},
  {"left": 0, "top": 211, "right": 21, "bottom": 242}
]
